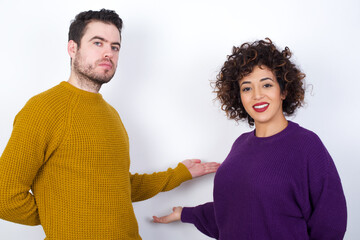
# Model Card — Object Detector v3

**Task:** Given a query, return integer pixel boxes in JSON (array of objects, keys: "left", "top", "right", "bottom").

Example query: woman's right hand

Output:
[{"left": 152, "top": 206, "right": 183, "bottom": 224}]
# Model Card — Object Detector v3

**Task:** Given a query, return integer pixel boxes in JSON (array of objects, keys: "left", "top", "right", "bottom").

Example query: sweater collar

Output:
[
  {"left": 248, "top": 121, "right": 298, "bottom": 144},
  {"left": 60, "top": 81, "right": 103, "bottom": 101}
]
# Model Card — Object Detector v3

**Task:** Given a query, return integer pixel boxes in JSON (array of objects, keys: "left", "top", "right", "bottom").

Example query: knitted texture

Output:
[
  {"left": 181, "top": 121, "right": 347, "bottom": 239},
  {"left": 0, "top": 82, "right": 192, "bottom": 239}
]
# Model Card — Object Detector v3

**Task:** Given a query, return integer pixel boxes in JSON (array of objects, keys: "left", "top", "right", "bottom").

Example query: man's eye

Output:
[
  {"left": 112, "top": 46, "right": 119, "bottom": 51},
  {"left": 94, "top": 42, "right": 102, "bottom": 46}
]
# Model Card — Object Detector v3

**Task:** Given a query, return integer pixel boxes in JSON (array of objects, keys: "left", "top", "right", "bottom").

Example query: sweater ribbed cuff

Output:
[
  {"left": 181, "top": 207, "right": 195, "bottom": 223},
  {"left": 174, "top": 163, "right": 193, "bottom": 183}
]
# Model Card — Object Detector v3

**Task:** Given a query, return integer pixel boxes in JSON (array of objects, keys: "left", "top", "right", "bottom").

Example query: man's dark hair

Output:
[{"left": 68, "top": 9, "right": 123, "bottom": 47}]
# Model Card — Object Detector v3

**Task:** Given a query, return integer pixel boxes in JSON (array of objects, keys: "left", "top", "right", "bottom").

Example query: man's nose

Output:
[{"left": 104, "top": 47, "right": 113, "bottom": 59}]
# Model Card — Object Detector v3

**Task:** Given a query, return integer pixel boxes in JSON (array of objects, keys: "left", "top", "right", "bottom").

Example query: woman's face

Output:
[{"left": 239, "top": 66, "right": 286, "bottom": 127}]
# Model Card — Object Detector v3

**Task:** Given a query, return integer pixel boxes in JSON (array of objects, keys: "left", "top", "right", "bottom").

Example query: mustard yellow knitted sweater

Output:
[{"left": 0, "top": 82, "right": 192, "bottom": 239}]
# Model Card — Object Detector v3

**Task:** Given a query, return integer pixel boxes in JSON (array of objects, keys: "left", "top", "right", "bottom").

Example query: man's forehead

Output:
[{"left": 83, "top": 21, "right": 121, "bottom": 42}]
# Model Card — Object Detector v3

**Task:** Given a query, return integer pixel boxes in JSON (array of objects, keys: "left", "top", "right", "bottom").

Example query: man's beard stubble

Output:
[{"left": 73, "top": 52, "right": 115, "bottom": 87}]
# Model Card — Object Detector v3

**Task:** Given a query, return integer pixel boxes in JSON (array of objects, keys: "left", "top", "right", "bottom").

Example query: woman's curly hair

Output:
[{"left": 214, "top": 38, "right": 305, "bottom": 126}]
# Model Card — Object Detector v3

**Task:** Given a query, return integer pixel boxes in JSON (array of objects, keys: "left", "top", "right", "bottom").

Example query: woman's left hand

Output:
[{"left": 153, "top": 207, "right": 183, "bottom": 224}]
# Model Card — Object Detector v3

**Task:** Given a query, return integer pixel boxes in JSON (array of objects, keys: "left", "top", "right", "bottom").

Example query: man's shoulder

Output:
[
  {"left": 29, "top": 82, "right": 70, "bottom": 104},
  {"left": 18, "top": 82, "right": 72, "bottom": 119}
]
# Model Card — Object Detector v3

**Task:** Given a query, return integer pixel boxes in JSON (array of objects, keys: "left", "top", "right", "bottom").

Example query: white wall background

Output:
[{"left": 0, "top": 0, "right": 359, "bottom": 239}]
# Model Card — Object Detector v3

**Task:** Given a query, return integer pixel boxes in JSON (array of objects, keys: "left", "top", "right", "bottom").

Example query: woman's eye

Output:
[
  {"left": 242, "top": 87, "right": 251, "bottom": 92},
  {"left": 264, "top": 83, "right": 273, "bottom": 88}
]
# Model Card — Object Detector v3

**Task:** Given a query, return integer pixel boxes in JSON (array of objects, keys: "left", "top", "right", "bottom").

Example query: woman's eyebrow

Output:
[
  {"left": 240, "top": 81, "right": 251, "bottom": 86},
  {"left": 260, "top": 77, "right": 274, "bottom": 82}
]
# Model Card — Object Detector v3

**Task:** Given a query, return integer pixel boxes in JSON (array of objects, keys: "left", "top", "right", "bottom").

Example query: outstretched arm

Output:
[
  {"left": 153, "top": 206, "right": 183, "bottom": 223},
  {"left": 153, "top": 202, "right": 219, "bottom": 239},
  {"left": 181, "top": 159, "right": 220, "bottom": 178},
  {"left": 130, "top": 159, "right": 220, "bottom": 202}
]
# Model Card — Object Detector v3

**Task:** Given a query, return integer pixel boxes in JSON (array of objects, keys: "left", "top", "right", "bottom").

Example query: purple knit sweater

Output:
[{"left": 181, "top": 121, "right": 347, "bottom": 239}]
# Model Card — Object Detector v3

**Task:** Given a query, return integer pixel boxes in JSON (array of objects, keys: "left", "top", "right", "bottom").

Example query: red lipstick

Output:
[{"left": 253, "top": 102, "right": 269, "bottom": 112}]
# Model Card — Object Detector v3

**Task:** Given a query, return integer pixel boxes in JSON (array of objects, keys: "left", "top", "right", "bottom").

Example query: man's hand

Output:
[
  {"left": 181, "top": 159, "right": 220, "bottom": 178},
  {"left": 153, "top": 207, "right": 183, "bottom": 224}
]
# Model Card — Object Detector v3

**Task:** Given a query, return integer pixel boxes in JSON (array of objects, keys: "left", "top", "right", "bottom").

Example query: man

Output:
[{"left": 0, "top": 9, "right": 219, "bottom": 239}]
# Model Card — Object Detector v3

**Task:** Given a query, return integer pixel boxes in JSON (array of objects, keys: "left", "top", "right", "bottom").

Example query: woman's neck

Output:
[{"left": 254, "top": 116, "right": 288, "bottom": 138}]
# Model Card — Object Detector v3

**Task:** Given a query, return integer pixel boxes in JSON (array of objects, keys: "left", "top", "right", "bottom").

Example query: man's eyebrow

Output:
[
  {"left": 89, "top": 36, "right": 121, "bottom": 47},
  {"left": 89, "top": 36, "right": 106, "bottom": 42}
]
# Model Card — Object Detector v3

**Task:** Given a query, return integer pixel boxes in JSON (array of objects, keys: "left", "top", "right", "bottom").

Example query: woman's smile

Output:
[{"left": 253, "top": 102, "right": 269, "bottom": 112}]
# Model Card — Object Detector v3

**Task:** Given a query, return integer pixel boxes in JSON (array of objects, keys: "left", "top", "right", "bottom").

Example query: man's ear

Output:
[{"left": 67, "top": 40, "right": 78, "bottom": 59}]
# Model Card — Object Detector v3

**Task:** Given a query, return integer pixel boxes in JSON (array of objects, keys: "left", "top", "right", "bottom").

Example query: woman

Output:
[{"left": 153, "top": 38, "right": 347, "bottom": 239}]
